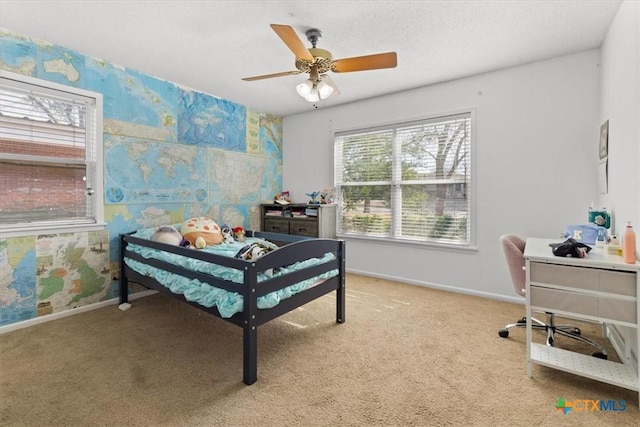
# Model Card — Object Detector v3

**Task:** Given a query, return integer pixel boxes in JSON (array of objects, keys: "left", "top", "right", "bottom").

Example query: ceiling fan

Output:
[{"left": 242, "top": 24, "right": 398, "bottom": 103}]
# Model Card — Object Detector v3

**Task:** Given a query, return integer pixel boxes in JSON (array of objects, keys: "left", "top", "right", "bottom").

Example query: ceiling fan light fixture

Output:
[
  {"left": 296, "top": 79, "right": 314, "bottom": 97},
  {"left": 316, "top": 80, "right": 334, "bottom": 99},
  {"left": 305, "top": 86, "right": 320, "bottom": 103},
  {"left": 244, "top": 24, "right": 398, "bottom": 106}
]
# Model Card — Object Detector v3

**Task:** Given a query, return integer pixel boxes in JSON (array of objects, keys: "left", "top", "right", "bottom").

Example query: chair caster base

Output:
[{"left": 498, "top": 329, "right": 509, "bottom": 338}]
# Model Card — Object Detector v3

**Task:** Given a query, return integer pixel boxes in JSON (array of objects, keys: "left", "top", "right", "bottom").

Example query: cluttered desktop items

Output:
[
  {"left": 549, "top": 238, "right": 592, "bottom": 258},
  {"left": 554, "top": 205, "right": 636, "bottom": 263}
]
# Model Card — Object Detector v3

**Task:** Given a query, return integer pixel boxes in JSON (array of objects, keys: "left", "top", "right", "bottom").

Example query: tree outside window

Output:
[{"left": 334, "top": 112, "right": 472, "bottom": 246}]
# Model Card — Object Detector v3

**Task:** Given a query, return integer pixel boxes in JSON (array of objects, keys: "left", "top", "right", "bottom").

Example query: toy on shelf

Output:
[
  {"left": 274, "top": 191, "right": 291, "bottom": 204},
  {"left": 320, "top": 187, "right": 335, "bottom": 204},
  {"left": 306, "top": 191, "right": 320, "bottom": 204}
]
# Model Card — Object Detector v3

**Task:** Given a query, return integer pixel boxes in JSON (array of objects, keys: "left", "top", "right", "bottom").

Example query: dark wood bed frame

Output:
[{"left": 119, "top": 230, "right": 346, "bottom": 385}]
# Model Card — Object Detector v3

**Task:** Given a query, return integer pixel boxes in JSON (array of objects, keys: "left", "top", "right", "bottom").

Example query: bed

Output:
[{"left": 119, "top": 228, "right": 346, "bottom": 385}]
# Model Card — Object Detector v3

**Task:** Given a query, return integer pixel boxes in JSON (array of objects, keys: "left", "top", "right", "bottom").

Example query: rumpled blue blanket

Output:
[{"left": 124, "top": 226, "right": 338, "bottom": 318}]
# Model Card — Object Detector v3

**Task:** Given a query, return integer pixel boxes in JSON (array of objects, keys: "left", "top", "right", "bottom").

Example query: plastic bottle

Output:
[
  {"left": 623, "top": 221, "right": 636, "bottom": 264},
  {"left": 595, "top": 227, "right": 606, "bottom": 248}
]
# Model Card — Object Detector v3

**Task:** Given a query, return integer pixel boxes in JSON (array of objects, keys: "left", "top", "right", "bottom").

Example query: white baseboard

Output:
[
  {"left": 2, "top": 270, "right": 521, "bottom": 335},
  {"left": 346, "top": 268, "right": 524, "bottom": 305},
  {"left": 0, "top": 290, "right": 157, "bottom": 335}
]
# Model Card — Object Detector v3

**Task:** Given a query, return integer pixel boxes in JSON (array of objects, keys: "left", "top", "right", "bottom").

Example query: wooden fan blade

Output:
[
  {"left": 242, "top": 70, "right": 302, "bottom": 81},
  {"left": 270, "top": 24, "right": 314, "bottom": 61},
  {"left": 331, "top": 52, "right": 397, "bottom": 73}
]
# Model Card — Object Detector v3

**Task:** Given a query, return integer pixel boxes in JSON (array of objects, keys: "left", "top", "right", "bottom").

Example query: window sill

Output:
[
  {"left": 0, "top": 222, "right": 107, "bottom": 239},
  {"left": 336, "top": 233, "right": 478, "bottom": 253}
]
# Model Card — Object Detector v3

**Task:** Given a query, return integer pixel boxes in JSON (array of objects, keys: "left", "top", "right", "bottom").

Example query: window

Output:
[
  {"left": 334, "top": 111, "right": 473, "bottom": 247},
  {"left": 0, "top": 71, "right": 103, "bottom": 236}
]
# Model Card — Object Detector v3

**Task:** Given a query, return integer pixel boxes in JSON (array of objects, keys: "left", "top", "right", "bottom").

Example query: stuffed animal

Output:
[
  {"left": 220, "top": 224, "right": 235, "bottom": 244},
  {"left": 151, "top": 225, "right": 187, "bottom": 246},
  {"left": 234, "top": 241, "right": 278, "bottom": 260},
  {"left": 234, "top": 240, "right": 279, "bottom": 276},
  {"left": 180, "top": 216, "right": 223, "bottom": 247},
  {"left": 233, "top": 226, "right": 246, "bottom": 242}
]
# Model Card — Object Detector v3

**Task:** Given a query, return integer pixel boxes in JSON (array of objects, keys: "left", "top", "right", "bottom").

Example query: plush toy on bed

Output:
[
  {"left": 180, "top": 216, "right": 223, "bottom": 248},
  {"left": 234, "top": 240, "right": 279, "bottom": 276},
  {"left": 220, "top": 224, "right": 235, "bottom": 244},
  {"left": 234, "top": 240, "right": 278, "bottom": 260},
  {"left": 233, "top": 226, "right": 246, "bottom": 242},
  {"left": 151, "top": 225, "right": 189, "bottom": 247}
]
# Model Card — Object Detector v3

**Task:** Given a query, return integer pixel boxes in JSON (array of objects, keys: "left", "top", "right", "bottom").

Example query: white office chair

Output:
[{"left": 498, "top": 234, "right": 608, "bottom": 359}]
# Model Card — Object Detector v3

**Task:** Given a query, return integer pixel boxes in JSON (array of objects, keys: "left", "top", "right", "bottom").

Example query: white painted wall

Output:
[
  {"left": 598, "top": 0, "right": 640, "bottom": 365},
  {"left": 283, "top": 50, "right": 602, "bottom": 301},
  {"left": 599, "top": 0, "right": 640, "bottom": 242}
]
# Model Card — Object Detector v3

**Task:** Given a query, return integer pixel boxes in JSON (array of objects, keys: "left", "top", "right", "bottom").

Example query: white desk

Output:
[{"left": 524, "top": 238, "right": 639, "bottom": 404}]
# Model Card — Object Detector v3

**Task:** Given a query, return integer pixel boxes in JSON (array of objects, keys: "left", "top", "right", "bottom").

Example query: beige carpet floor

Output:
[{"left": 0, "top": 273, "right": 637, "bottom": 426}]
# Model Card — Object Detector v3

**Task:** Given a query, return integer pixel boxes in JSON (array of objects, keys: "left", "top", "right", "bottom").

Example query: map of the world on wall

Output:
[
  {"left": 104, "top": 134, "right": 207, "bottom": 204},
  {"left": 0, "top": 232, "right": 112, "bottom": 326},
  {"left": 105, "top": 204, "right": 186, "bottom": 263},
  {"left": 178, "top": 89, "right": 246, "bottom": 151},
  {"left": 83, "top": 59, "right": 178, "bottom": 133},
  {"left": 0, "top": 30, "right": 37, "bottom": 76},
  {"left": 0, "top": 237, "right": 36, "bottom": 326},
  {"left": 35, "top": 231, "right": 111, "bottom": 313},
  {"left": 37, "top": 42, "right": 85, "bottom": 87},
  {"left": 260, "top": 114, "right": 283, "bottom": 159},
  {"left": 208, "top": 149, "right": 280, "bottom": 205}
]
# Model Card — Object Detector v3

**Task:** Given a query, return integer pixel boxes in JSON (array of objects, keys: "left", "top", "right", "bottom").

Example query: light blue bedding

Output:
[{"left": 124, "top": 226, "right": 338, "bottom": 318}]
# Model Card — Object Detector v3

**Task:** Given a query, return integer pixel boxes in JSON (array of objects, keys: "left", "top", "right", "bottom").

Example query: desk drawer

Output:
[
  {"left": 530, "top": 263, "right": 598, "bottom": 291},
  {"left": 289, "top": 220, "right": 318, "bottom": 237},
  {"left": 530, "top": 286, "right": 597, "bottom": 317},
  {"left": 263, "top": 218, "right": 289, "bottom": 234},
  {"left": 530, "top": 263, "right": 636, "bottom": 297},
  {"left": 599, "top": 270, "right": 636, "bottom": 297},
  {"left": 530, "top": 286, "right": 636, "bottom": 324}
]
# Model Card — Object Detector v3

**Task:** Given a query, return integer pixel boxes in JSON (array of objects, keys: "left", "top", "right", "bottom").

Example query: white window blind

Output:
[
  {"left": 0, "top": 73, "right": 102, "bottom": 232},
  {"left": 334, "top": 112, "right": 472, "bottom": 246}
]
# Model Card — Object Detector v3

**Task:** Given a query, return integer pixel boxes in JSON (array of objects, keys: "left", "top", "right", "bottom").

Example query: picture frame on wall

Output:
[
  {"left": 599, "top": 119, "right": 609, "bottom": 160},
  {"left": 598, "top": 120, "right": 609, "bottom": 194}
]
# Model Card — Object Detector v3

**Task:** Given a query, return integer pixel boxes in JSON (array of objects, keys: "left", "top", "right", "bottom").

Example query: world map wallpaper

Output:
[{"left": 0, "top": 28, "right": 283, "bottom": 327}]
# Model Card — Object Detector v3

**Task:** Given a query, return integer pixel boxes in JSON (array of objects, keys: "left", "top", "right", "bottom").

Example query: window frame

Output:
[
  {"left": 333, "top": 109, "right": 476, "bottom": 250},
  {"left": 0, "top": 70, "right": 105, "bottom": 238}
]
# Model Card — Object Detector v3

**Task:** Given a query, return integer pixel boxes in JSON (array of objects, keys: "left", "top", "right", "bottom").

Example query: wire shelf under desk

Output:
[{"left": 530, "top": 343, "right": 638, "bottom": 391}]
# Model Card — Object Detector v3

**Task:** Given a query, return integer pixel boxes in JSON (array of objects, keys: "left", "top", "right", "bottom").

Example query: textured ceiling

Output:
[{"left": 0, "top": 0, "right": 623, "bottom": 117}]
